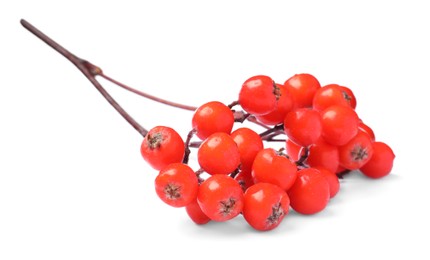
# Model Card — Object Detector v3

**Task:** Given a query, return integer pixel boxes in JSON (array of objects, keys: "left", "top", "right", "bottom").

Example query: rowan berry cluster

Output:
[
  {"left": 20, "top": 20, "right": 395, "bottom": 232},
  {"left": 140, "top": 73, "right": 395, "bottom": 231}
]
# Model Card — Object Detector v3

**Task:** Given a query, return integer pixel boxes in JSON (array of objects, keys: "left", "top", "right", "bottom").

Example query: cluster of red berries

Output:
[{"left": 140, "top": 73, "right": 395, "bottom": 231}]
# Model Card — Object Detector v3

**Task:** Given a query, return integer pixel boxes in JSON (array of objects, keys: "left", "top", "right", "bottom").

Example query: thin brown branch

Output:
[
  {"left": 20, "top": 19, "right": 148, "bottom": 137},
  {"left": 99, "top": 73, "right": 197, "bottom": 111}
]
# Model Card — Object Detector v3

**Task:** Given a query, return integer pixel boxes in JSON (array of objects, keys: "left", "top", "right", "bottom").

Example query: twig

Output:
[{"left": 20, "top": 19, "right": 148, "bottom": 137}]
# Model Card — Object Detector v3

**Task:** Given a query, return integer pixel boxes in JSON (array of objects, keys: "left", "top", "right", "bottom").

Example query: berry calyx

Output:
[
  {"left": 197, "top": 174, "right": 244, "bottom": 222},
  {"left": 155, "top": 163, "right": 198, "bottom": 207},
  {"left": 243, "top": 183, "right": 290, "bottom": 231},
  {"left": 140, "top": 126, "right": 185, "bottom": 170}
]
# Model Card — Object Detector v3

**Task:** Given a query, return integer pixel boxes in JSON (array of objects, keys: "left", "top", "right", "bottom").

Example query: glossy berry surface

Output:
[
  {"left": 185, "top": 198, "right": 211, "bottom": 225},
  {"left": 338, "top": 131, "right": 374, "bottom": 170},
  {"left": 197, "top": 132, "right": 240, "bottom": 175},
  {"left": 306, "top": 139, "right": 340, "bottom": 173},
  {"left": 321, "top": 105, "right": 359, "bottom": 146},
  {"left": 155, "top": 163, "right": 198, "bottom": 207},
  {"left": 192, "top": 101, "right": 234, "bottom": 140},
  {"left": 360, "top": 142, "right": 395, "bottom": 178},
  {"left": 197, "top": 174, "right": 244, "bottom": 222},
  {"left": 288, "top": 168, "right": 330, "bottom": 215},
  {"left": 140, "top": 126, "right": 185, "bottom": 170},
  {"left": 231, "top": 127, "right": 264, "bottom": 172},
  {"left": 313, "top": 84, "right": 354, "bottom": 111},
  {"left": 284, "top": 73, "right": 321, "bottom": 108},
  {"left": 284, "top": 108, "right": 322, "bottom": 147},
  {"left": 256, "top": 83, "right": 294, "bottom": 125},
  {"left": 239, "top": 75, "right": 278, "bottom": 115},
  {"left": 252, "top": 148, "right": 297, "bottom": 191},
  {"left": 243, "top": 183, "right": 290, "bottom": 231}
]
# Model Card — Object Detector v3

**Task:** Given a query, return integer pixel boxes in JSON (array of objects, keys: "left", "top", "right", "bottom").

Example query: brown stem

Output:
[
  {"left": 20, "top": 19, "right": 148, "bottom": 137},
  {"left": 259, "top": 124, "right": 284, "bottom": 139},
  {"left": 295, "top": 146, "right": 309, "bottom": 167},
  {"left": 99, "top": 73, "right": 197, "bottom": 111},
  {"left": 337, "top": 169, "right": 352, "bottom": 179},
  {"left": 182, "top": 129, "right": 197, "bottom": 164}
]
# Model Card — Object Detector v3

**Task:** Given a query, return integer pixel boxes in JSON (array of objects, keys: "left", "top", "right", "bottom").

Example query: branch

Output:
[{"left": 20, "top": 19, "right": 148, "bottom": 137}]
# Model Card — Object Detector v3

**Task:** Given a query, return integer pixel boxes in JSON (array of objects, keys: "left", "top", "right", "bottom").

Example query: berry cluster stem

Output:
[{"left": 20, "top": 19, "right": 149, "bottom": 137}]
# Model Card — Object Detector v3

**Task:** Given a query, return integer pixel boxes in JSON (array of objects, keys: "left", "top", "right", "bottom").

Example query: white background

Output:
[{"left": 1, "top": 1, "right": 429, "bottom": 259}]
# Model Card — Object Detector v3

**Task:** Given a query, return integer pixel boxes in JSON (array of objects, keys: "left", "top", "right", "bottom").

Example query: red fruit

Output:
[
  {"left": 288, "top": 168, "right": 330, "bottom": 215},
  {"left": 321, "top": 105, "right": 359, "bottom": 146},
  {"left": 285, "top": 139, "right": 304, "bottom": 161},
  {"left": 140, "top": 126, "right": 185, "bottom": 170},
  {"left": 284, "top": 108, "right": 322, "bottom": 147},
  {"left": 360, "top": 142, "right": 395, "bottom": 178},
  {"left": 192, "top": 101, "right": 234, "bottom": 140},
  {"left": 338, "top": 131, "right": 374, "bottom": 170},
  {"left": 155, "top": 163, "right": 199, "bottom": 207},
  {"left": 197, "top": 175, "right": 244, "bottom": 222},
  {"left": 197, "top": 132, "right": 241, "bottom": 175},
  {"left": 234, "top": 168, "right": 255, "bottom": 192},
  {"left": 231, "top": 127, "right": 264, "bottom": 172},
  {"left": 284, "top": 73, "right": 321, "bottom": 108},
  {"left": 256, "top": 84, "right": 294, "bottom": 125},
  {"left": 313, "top": 84, "right": 354, "bottom": 111},
  {"left": 239, "top": 75, "right": 278, "bottom": 115},
  {"left": 306, "top": 139, "right": 339, "bottom": 173},
  {"left": 185, "top": 198, "right": 211, "bottom": 225},
  {"left": 243, "top": 183, "right": 290, "bottom": 231},
  {"left": 252, "top": 148, "right": 297, "bottom": 191},
  {"left": 358, "top": 121, "right": 376, "bottom": 141},
  {"left": 314, "top": 167, "right": 340, "bottom": 198},
  {"left": 339, "top": 86, "right": 356, "bottom": 109}
]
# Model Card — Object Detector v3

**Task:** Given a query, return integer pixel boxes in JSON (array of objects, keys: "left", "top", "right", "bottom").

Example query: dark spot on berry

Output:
[
  {"left": 164, "top": 183, "right": 181, "bottom": 200},
  {"left": 273, "top": 82, "right": 281, "bottom": 101},
  {"left": 351, "top": 145, "right": 368, "bottom": 161},
  {"left": 219, "top": 197, "right": 236, "bottom": 216},
  {"left": 342, "top": 90, "right": 352, "bottom": 104},
  {"left": 147, "top": 132, "right": 164, "bottom": 149},
  {"left": 266, "top": 202, "right": 284, "bottom": 227}
]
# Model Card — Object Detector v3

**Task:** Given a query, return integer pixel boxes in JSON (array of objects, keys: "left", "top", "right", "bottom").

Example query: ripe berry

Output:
[
  {"left": 197, "top": 174, "right": 244, "bottom": 222},
  {"left": 313, "top": 84, "right": 354, "bottom": 111},
  {"left": 252, "top": 148, "right": 297, "bottom": 191},
  {"left": 306, "top": 139, "right": 340, "bottom": 173},
  {"left": 360, "top": 142, "right": 395, "bottom": 178},
  {"left": 155, "top": 163, "right": 198, "bottom": 207},
  {"left": 197, "top": 132, "right": 241, "bottom": 175},
  {"left": 243, "top": 183, "right": 290, "bottom": 231},
  {"left": 314, "top": 167, "right": 340, "bottom": 198},
  {"left": 285, "top": 139, "right": 304, "bottom": 161},
  {"left": 239, "top": 75, "right": 279, "bottom": 115},
  {"left": 288, "top": 168, "right": 330, "bottom": 215},
  {"left": 256, "top": 83, "right": 294, "bottom": 125},
  {"left": 234, "top": 168, "right": 254, "bottom": 192},
  {"left": 284, "top": 73, "right": 321, "bottom": 108},
  {"left": 231, "top": 127, "right": 264, "bottom": 172},
  {"left": 284, "top": 108, "right": 322, "bottom": 147},
  {"left": 338, "top": 131, "right": 374, "bottom": 170},
  {"left": 339, "top": 86, "right": 356, "bottom": 109},
  {"left": 321, "top": 105, "right": 359, "bottom": 146},
  {"left": 185, "top": 198, "right": 211, "bottom": 225},
  {"left": 358, "top": 121, "right": 376, "bottom": 141},
  {"left": 192, "top": 101, "right": 234, "bottom": 140},
  {"left": 140, "top": 126, "right": 185, "bottom": 170}
]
